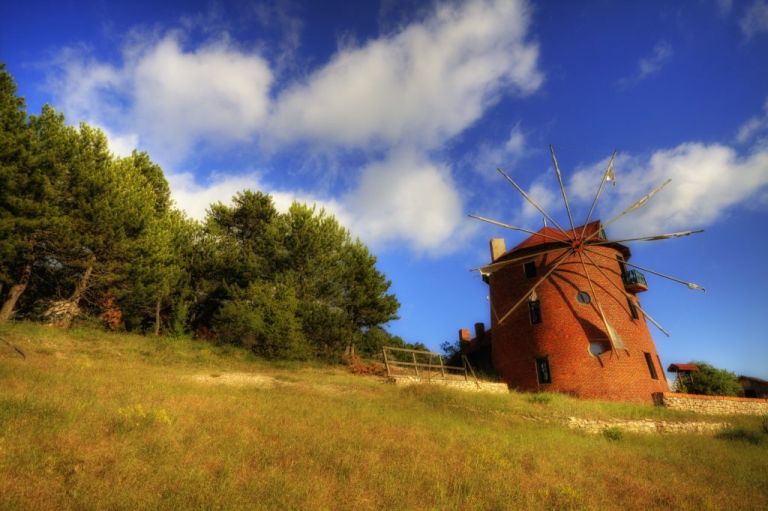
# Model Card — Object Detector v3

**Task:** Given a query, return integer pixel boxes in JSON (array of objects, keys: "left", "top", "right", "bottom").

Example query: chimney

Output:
[
  {"left": 459, "top": 328, "right": 471, "bottom": 343},
  {"left": 474, "top": 322, "right": 486, "bottom": 341},
  {"left": 490, "top": 238, "right": 506, "bottom": 261}
]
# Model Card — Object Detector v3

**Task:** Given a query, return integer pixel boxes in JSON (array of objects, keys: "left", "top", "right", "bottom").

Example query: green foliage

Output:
[
  {"left": 196, "top": 192, "right": 400, "bottom": 359},
  {"left": 602, "top": 426, "right": 623, "bottom": 441},
  {"left": 716, "top": 428, "right": 763, "bottom": 445},
  {"left": 677, "top": 362, "right": 743, "bottom": 397},
  {"left": 213, "top": 281, "right": 311, "bottom": 360},
  {"left": 527, "top": 393, "right": 553, "bottom": 405},
  {"left": 0, "top": 65, "right": 402, "bottom": 360}
]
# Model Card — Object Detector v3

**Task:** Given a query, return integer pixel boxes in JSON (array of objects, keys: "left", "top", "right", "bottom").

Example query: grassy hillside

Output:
[{"left": 1, "top": 322, "right": 766, "bottom": 510}]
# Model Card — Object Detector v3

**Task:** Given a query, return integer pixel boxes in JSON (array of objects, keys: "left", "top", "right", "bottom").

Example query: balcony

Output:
[{"left": 622, "top": 269, "right": 648, "bottom": 293}]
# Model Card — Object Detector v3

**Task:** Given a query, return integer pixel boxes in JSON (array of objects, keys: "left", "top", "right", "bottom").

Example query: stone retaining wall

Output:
[
  {"left": 567, "top": 417, "right": 728, "bottom": 434},
  {"left": 388, "top": 376, "right": 509, "bottom": 394},
  {"left": 658, "top": 392, "right": 768, "bottom": 416}
]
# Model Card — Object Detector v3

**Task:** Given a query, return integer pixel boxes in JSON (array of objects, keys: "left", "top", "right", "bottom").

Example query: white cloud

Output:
[
  {"left": 568, "top": 143, "right": 768, "bottom": 237},
  {"left": 167, "top": 152, "right": 467, "bottom": 255},
  {"left": 45, "top": 0, "right": 542, "bottom": 254},
  {"left": 617, "top": 41, "right": 673, "bottom": 88},
  {"left": 343, "top": 151, "right": 466, "bottom": 253},
  {"left": 269, "top": 0, "right": 542, "bottom": 149},
  {"left": 740, "top": 0, "right": 768, "bottom": 38},
  {"left": 468, "top": 122, "right": 529, "bottom": 177},
  {"left": 736, "top": 97, "right": 768, "bottom": 144},
  {"left": 94, "top": 124, "right": 140, "bottom": 157},
  {"left": 49, "top": 33, "right": 273, "bottom": 163},
  {"left": 167, "top": 170, "right": 351, "bottom": 227}
]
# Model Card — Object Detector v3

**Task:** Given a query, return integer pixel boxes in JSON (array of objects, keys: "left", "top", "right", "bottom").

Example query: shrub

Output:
[
  {"left": 602, "top": 427, "right": 623, "bottom": 441},
  {"left": 716, "top": 428, "right": 763, "bottom": 445},
  {"left": 527, "top": 393, "right": 552, "bottom": 405},
  {"left": 676, "top": 362, "right": 743, "bottom": 397},
  {"left": 213, "top": 281, "right": 311, "bottom": 360}
]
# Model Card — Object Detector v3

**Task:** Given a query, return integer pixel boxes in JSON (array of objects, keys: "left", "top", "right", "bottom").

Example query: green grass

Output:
[{"left": 1, "top": 322, "right": 767, "bottom": 510}]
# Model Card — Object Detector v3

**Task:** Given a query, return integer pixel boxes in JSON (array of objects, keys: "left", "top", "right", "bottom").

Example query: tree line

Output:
[{"left": 0, "top": 64, "right": 415, "bottom": 359}]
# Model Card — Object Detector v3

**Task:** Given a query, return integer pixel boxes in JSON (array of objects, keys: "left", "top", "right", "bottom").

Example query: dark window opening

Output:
[
  {"left": 644, "top": 352, "right": 659, "bottom": 380},
  {"left": 599, "top": 227, "right": 607, "bottom": 240},
  {"left": 656, "top": 355, "right": 667, "bottom": 381},
  {"left": 627, "top": 297, "right": 639, "bottom": 319},
  {"left": 529, "top": 300, "right": 541, "bottom": 324},
  {"left": 576, "top": 291, "right": 591, "bottom": 305},
  {"left": 524, "top": 261, "right": 537, "bottom": 279},
  {"left": 616, "top": 255, "right": 627, "bottom": 277},
  {"left": 536, "top": 356, "right": 551, "bottom": 384}
]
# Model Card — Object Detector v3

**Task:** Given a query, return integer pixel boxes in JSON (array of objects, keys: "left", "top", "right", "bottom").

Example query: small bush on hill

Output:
[{"left": 676, "top": 362, "right": 743, "bottom": 397}]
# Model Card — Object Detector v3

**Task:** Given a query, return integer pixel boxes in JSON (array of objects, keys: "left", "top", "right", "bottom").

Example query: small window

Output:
[
  {"left": 524, "top": 261, "right": 537, "bottom": 278},
  {"left": 644, "top": 352, "right": 659, "bottom": 380},
  {"left": 616, "top": 255, "right": 627, "bottom": 277},
  {"left": 599, "top": 227, "right": 607, "bottom": 240},
  {"left": 529, "top": 300, "right": 542, "bottom": 324},
  {"left": 627, "top": 297, "right": 639, "bottom": 319},
  {"left": 576, "top": 291, "right": 591, "bottom": 305},
  {"left": 536, "top": 356, "right": 551, "bottom": 384},
  {"left": 589, "top": 340, "right": 610, "bottom": 356}
]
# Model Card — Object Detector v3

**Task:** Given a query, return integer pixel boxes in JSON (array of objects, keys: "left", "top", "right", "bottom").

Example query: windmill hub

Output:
[{"left": 571, "top": 239, "right": 584, "bottom": 251}]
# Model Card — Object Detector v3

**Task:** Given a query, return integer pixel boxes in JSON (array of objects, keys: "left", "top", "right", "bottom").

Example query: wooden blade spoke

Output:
[
  {"left": 550, "top": 144, "right": 576, "bottom": 232},
  {"left": 497, "top": 249, "right": 573, "bottom": 324},
  {"left": 468, "top": 214, "right": 571, "bottom": 244},
  {"left": 575, "top": 251, "right": 626, "bottom": 351},
  {"left": 582, "top": 250, "right": 671, "bottom": 337},
  {"left": 580, "top": 150, "right": 616, "bottom": 240},
  {"left": 496, "top": 167, "right": 570, "bottom": 237},
  {"left": 584, "top": 247, "right": 705, "bottom": 292},
  {"left": 590, "top": 229, "right": 704, "bottom": 245},
  {"left": 471, "top": 247, "right": 569, "bottom": 275}
]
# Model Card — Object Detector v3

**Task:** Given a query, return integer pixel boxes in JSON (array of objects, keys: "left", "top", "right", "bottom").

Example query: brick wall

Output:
[
  {"left": 489, "top": 244, "right": 669, "bottom": 404},
  {"left": 659, "top": 392, "right": 768, "bottom": 415}
]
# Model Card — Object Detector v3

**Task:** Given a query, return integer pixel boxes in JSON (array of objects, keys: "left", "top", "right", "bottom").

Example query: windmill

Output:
[{"left": 467, "top": 146, "right": 704, "bottom": 402}]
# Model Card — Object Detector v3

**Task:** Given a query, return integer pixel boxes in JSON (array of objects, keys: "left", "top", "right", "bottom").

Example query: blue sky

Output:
[{"left": 2, "top": 0, "right": 768, "bottom": 378}]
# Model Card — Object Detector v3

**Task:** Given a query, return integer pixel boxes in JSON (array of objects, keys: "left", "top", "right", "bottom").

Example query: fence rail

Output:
[{"left": 381, "top": 346, "right": 478, "bottom": 386}]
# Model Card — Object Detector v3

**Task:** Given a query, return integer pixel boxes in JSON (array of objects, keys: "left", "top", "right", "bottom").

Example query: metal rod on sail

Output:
[
  {"left": 582, "top": 250, "right": 671, "bottom": 336},
  {"left": 550, "top": 144, "right": 576, "bottom": 232},
  {"left": 468, "top": 215, "right": 570, "bottom": 244},
  {"left": 590, "top": 229, "right": 704, "bottom": 245},
  {"left": 496, "top": 168, "right": 570, "bottom": 237},
  {"left": 582, "top": 178, "right": 672, "bottom": 245},
  {"left": 584, "top": 247, "right": 705, "bottom": 291},
  {"left": 471, "top": 247, "right": 570, "bottom": 275},
  {"left": 604, "top": 178, "right": 672, "bottom": 228},
  {"left": 580, "top": 150, "right": 616, "bottom": 240},
  {"left": 497, "top": 250, "right": 573, "bottom": 324},
  {"left": 575, "top": 251, "right": 624, "bottom": 351}
]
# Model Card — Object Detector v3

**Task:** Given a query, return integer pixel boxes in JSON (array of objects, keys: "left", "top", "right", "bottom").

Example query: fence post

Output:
[
  {"left": 412, "top": 352, "right": 419, "bottom": 378},
  {"left": 383, "top": 348, "right": 391, "bottom": 378}
]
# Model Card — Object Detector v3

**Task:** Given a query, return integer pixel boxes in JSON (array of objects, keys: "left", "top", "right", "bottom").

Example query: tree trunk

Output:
[
  {"left": 52, "top": 257, "right": 95, "bottom": 329},
  {"left": 153, "top": 298, "right": 162, "bottom": 336},
  {"left": 0, "top": 264, "right": 32, "bottom": 322}
]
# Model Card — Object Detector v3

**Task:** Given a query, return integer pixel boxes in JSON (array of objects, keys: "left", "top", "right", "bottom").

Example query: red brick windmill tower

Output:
[{"left": 470, "top": 147, "right": 704, "bottom": 403}]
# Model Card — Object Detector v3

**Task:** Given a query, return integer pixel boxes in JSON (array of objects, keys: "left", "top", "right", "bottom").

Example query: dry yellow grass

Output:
[{"left": 0, "top": 322, "right": 766, "bottom": 510}]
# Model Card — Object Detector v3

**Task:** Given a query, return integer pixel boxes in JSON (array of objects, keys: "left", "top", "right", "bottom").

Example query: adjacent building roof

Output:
[{"left": 667, "top": 363, "right": 699, "bottom": 373}]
